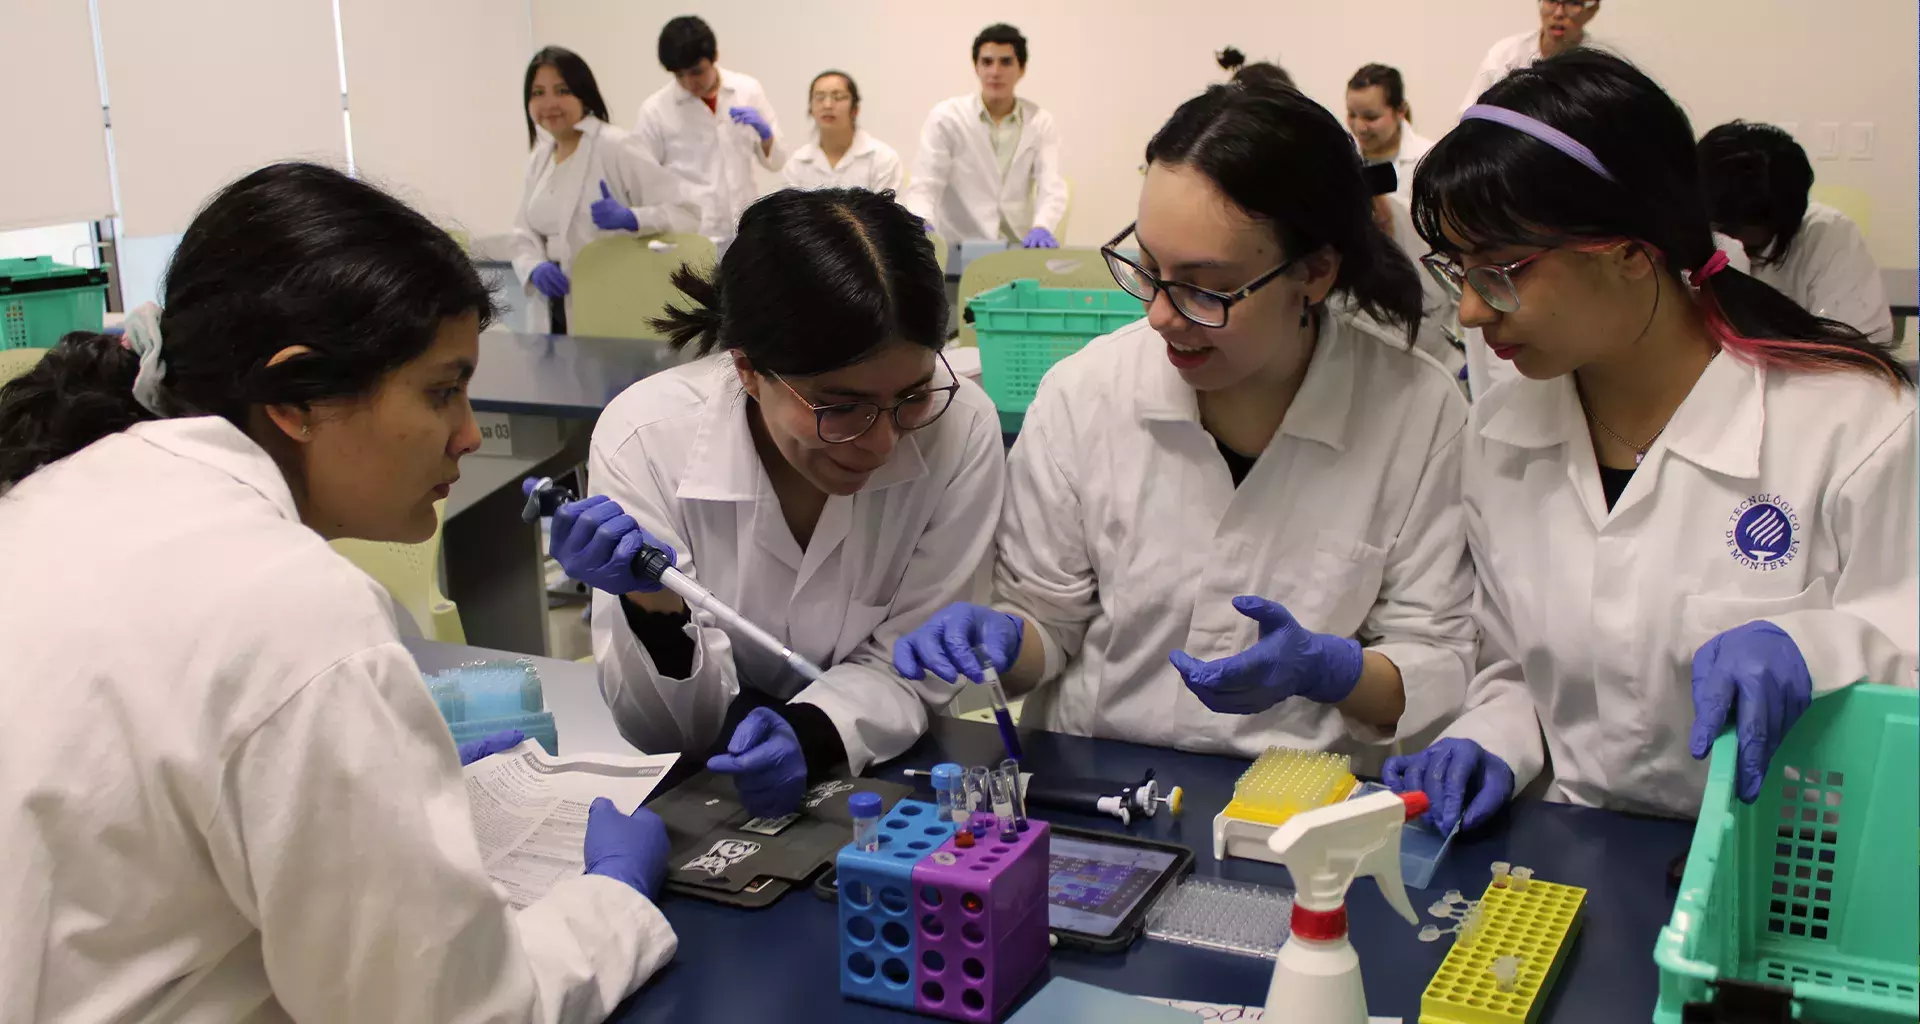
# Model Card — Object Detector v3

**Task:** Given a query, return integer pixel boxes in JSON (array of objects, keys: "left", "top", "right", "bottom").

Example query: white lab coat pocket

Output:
[
  {"left": 1681, "top": 578, "right": 1833, "bottom": 651},
  {"left": 1287, "top": 530, "right": 1389, "bottom": 637},
  {"left": 834, "top": 601, "right": 892, "bottom": 664}
]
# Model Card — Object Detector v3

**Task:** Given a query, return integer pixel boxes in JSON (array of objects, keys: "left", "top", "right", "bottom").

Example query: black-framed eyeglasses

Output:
[
  {"left": 1420, "top": 249, "right": 1552, "bottom": 314},
  {"left": 1100, "top": 223, "right": 1296, "bottom": 329},
  {"left": 767, "top": 351, "right": 961, "bottom": 444}
]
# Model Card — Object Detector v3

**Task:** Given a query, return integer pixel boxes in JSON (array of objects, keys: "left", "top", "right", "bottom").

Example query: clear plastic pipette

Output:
[{"left": 522, "top": 477, "right": 825, "bottom": 681}]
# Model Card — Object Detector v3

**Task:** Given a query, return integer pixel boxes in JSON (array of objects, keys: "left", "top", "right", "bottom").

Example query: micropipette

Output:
[
  {"left": 522, "top": 477, "right": 826, "bottom": 681},
  {"left": 971, "top": 644, "right": 1023, "bottom": 761}
]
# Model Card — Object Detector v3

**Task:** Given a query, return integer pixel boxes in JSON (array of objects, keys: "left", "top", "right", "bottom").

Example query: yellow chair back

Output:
[
  {"left": 570, "top": 233, "right": 718, "bottom": 339},
  {"left": 331, "top": 500, "right": 465, "bottom": 643}
]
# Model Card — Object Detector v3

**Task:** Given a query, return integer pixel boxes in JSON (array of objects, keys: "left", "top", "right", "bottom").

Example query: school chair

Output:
[
  {"left": 952, "top": 247, "right": 1120, "bottom": 347},
  {"left": 570, "top": 233, "right": 717, "bottom": 340},
  {"left": 0, "top": 347, "right": 48, "bottom": 387},
  {"left": 331, "top": 500, "right": 466, "bottom": 643},
  {"left": 1810, "top": 183, "right": 1873, "bottom": 239},
  {"left": 930, "top": 231, "right": 950, "bottom": 274}
]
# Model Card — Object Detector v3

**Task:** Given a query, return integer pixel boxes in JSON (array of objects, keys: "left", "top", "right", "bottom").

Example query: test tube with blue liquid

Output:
[
  {"left": 964, "top": 766, "right": 991, "bottom": 838},
  {"left": 850, "top": 792, "right": 882, "bottom": 853},
  {"left": 972, "top": 644, "right": 1023, "bottom": 761}
]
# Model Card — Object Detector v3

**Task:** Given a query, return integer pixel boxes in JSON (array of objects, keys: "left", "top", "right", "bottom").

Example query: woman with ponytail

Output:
[
  {"left": 896, "top": 80, "right": 1475, "bottom": 768},
  {"left": 543, "top": 186, "right": 1002, "bottom": 816},
  {"left": 0, "top": 163, "right": 679, "bottom": 1020},
  {"left": 1386, "top": 50, "right": 1916, "bottom": 832}
]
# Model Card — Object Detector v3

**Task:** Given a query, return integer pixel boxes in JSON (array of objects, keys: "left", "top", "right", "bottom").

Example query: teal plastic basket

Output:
[
  {"left": 968, "top": 279, "right": 1143, "bottom": 417},
  {"left": 1654, "top": 684, "right": 1918, "bottom": 1023},
  {"left": 0, "top": 257, "right": 108, "bottom": 351}
]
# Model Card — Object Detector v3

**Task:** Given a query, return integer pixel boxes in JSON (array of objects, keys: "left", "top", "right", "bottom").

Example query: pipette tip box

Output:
[
  {"left": 1418, "top": 875, "right": 1586, "bottom": 1024},
  {"left": 838, "top": 799, "right": 1050, "bottom": 1021},
  {"left": 1212, "top": 747, "right": 1358, "bottom": 863},
  {"left": 428, "top": 660, "right": 558, "bottom": 755}
]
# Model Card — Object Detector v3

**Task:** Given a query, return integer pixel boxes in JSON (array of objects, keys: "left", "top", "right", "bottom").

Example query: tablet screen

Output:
[{"left": 1047, "top": 834, "right": 1183, "bottom": 938}]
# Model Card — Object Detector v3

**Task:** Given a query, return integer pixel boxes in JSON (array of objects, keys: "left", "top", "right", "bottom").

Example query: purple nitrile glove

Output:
[
  {"left": 1021, "top": 226, "right": 1057, "bottom": 248},
  {"left": 893, "top": 602, "right": 1023, "bottom": 684},
  {"left": 1383, "top": 737, "right": 1515, "bottom": 834},
  {"left": 1170, "top": 596, "right": 1363, "bottom": 715},
  {"left": 728, "top": 105, "right": 773, "bottom": 141},
  {"left": 584, "top": 798, "right": 671, "bottom": 901},
  {"left": 706, "top": 707, "right": 808, "bottom": 818},
  {"left": 529, "top": 261, "right": 570, "bottom": 299},
  {"left": 590, "top": 180, "right": 640, "bottom": 232},
  {"left": 457, "top": 728, "right": 524, "bottom": 766},
  {"left": 1689, "top": 621, "right": 1814, "bottom": 803},
  {"left": 547, "top": 494, "right": 674, "bottom": 596}
]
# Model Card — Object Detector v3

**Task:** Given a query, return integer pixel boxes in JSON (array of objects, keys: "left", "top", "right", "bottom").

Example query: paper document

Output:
[{"left": 463, "top": 741, "right": 679, "bottom": 907}]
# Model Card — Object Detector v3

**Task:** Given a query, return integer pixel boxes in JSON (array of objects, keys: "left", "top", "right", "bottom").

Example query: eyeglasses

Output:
[
  {"left": 1420, "top": 249, "right": 1552, "bottom": 313},
  {"left": 1100, "top": 224, "right": 1296, "bottom": 329},
  {"left": 1541, "top": 0, "right": 1599, "bottom": 10},
  {"left": 766, "top": 352, "right": 960, "bottom": 444},
  {"left": 811, "top": 91, "right": 852, "bottom": 105}
]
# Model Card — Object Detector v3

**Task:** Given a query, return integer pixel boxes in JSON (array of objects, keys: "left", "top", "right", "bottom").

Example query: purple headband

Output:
[{"left": 1461, "top": 104, "right": 1617, "bottom": 183}]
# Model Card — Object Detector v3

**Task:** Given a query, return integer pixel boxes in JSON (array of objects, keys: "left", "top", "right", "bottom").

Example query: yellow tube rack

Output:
[{"left": 1419, "top": 876, "right": 1586, "bottom": 1024}]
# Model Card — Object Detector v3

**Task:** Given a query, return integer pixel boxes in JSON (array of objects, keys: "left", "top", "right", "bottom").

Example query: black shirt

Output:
[
  {"left": 1216, "top": 438, "right": 1259, "bottom": 487},
  {"left": 1598, "top": 464, "right": 1636, "bottom": 510}
]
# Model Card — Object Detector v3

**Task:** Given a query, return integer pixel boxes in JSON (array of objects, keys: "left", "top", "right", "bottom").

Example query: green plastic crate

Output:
[
  {"left": 0, "top": 257, "right": 109, "bottom": 351},
  {"left": 1654, "top": 684, "right": 1918, "bottom": 1023},
  {"left": 968, "top": 279, "right": 1144, "bottom": 417}
]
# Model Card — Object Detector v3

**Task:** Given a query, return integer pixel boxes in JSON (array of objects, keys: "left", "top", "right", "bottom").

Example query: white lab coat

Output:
[
  {"left": 0, "top": 417, "right": 674, "bottom": 1022},
  {"left": 902, "top": 94, "right": 1067, "bottom": 244},
  {"left": 1751, "top": 201, "right": 1893, "bottom": 346},
  {"left": 782, "top": 129, "right": 906, "bottom": 193},
  {"left": 588, "top": 356, "right": 1006, "bottom": 773},
  {"left": 634, "top": 67, "right": 789, "bottom": 242},
  {"left": 995, "top": 316, "right": 1476, "bottom": 772},
  {"left": 512, "top": 116, "right": 700, "bottom": 333},
  {"left": 1378, "top": 125, "right": 1433, "bottom": 206},
  {"left": 1443, "top": 357, "right": 1918, "bottom": 819},
  {"left": 1459, "top": 29, "right": 1612, "bottom": 113}
]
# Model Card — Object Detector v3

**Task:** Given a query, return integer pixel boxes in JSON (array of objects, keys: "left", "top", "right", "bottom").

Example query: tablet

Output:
[{"left": 1046, "top": 826, "right": 1194, "bottom": 952}]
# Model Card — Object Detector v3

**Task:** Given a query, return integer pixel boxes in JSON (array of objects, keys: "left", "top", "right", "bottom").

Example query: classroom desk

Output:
[
  {"left": 404, "top": 638, "right": 1695, "bottom": 1023},
  {"left": 441, "top": 332, "right": 681, "bottom": 655}
]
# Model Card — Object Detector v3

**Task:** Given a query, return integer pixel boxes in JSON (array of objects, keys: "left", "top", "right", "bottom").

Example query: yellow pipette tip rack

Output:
[
  {"left": 1418, "top": 875, "right": 1587, "bottom": 1024},
  {"left": 1211, "top": 747, "right": 1358, "bottom": 862}
]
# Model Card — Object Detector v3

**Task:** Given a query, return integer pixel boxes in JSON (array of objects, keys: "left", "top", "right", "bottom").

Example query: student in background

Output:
[
  {"left": 1347, "top": 63, "right": 1430, "bottom": 206},
  {"left": 0, "top": 163, "right": 675, "bottom": 1022},
  {"left": 513, "top": 46, "right": 697, "bottom": 334},
  {"left": 1700, "top": 121, "right": 1893, "bottom": 346},
  {"left": 783, "top": 70, "right": 905, "bottom": 193},
  {"left": 1216, "top": 46, "right": 1296, "bottom": 92},
  {"left": 542, "top": 189, "right": 1004, "bottom": 818},
  {"left": 1390, "top": 52, "right": 1915, "bottom": 833},
  {"left": 635, "top": 15, "right": 788, "bottom": 244},
  {"left": 1460, "top": 0, "right": 1607, "bottom": 114},
  {"left": 904, "top": 23, "right": 1067, "bottom": 247},
  {"left": 896, "top": 81, "right": 1475, "bottom": 770}
]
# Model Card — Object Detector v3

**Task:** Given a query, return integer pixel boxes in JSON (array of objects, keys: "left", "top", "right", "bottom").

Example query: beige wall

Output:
[{"left": 532, "top": 0, "right": 1915, "bottom": 268}]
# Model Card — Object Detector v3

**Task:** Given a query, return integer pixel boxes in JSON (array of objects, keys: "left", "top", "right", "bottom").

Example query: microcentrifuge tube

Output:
[
  {"left": 1418, "top": 924, "right": 1442, "bottom": 943},
  {"left": 1491, "top": 956, "right": 1523, "bottom": 992},
  {"left": 1491, "top": 861, "right": 1512, "bottom": 888},
  {"left": 1511, "top": 866, "right": 1533, "bottom": 893}
]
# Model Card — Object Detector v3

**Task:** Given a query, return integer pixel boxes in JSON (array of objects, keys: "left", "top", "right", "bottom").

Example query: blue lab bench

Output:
[{"left": 404, "top": 639, "right": 1692, "bottom": 1022}]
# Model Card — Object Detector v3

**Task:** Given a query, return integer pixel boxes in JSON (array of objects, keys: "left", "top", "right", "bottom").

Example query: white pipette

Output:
[{"left": 522, "top": 478, "right": 825, "bottom": 681}]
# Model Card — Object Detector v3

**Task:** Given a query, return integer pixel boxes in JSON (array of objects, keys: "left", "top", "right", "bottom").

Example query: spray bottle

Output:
[{"left": 1260, "top": 788, "right": 1430, "bottom": 1022}]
